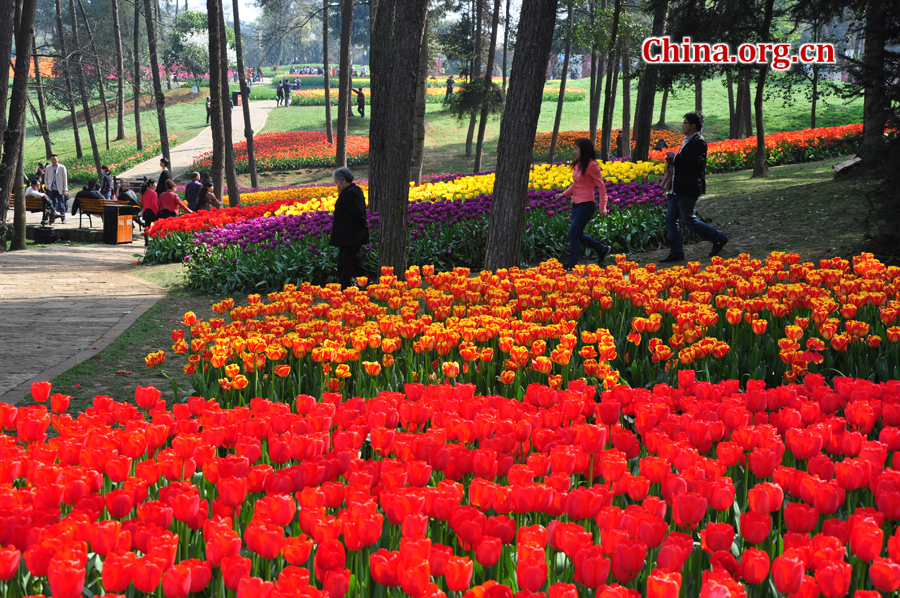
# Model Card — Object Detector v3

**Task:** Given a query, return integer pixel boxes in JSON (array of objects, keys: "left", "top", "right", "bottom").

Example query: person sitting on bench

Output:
[
  {"left": 71, "top": 181, "right": 104, "bottom": 218},
  {"left": 26, "top": 178, "right": 54, "bottom": 226},
  {"left": 117, "top": 181, "right": 146, "bottom": 227}
]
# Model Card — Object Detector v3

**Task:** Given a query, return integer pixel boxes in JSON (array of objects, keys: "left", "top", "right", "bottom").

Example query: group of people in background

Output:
[{"left": 287, "top": 65, "right": 366, "bottom": 77}]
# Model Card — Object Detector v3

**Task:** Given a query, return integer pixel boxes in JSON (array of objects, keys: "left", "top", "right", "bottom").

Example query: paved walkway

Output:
[
  {"left": 117, "top": 99, "right": 277, "bottom": 181},
  {"left": 0, "top": 245, "right": 164, "bottom": 405}
]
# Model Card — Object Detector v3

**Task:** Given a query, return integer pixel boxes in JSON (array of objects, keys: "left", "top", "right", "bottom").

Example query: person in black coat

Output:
[
  {"left": 329, "top": 167, "right": 369, "bottom": 289},
  {"left": 158, "top": 158, "right": 171, "bottom": 192},
  {"left": 659, "top": 111, "right": 728, "bottom": 263}
]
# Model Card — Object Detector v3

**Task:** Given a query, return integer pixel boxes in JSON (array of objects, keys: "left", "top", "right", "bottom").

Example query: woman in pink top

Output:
[
  {"left": 140, "top": 180, "right": 159, "bottom": 226},
  {"left": 555, "top": 138, "right": 611, "bottom": 270},
  {"left": 157, "top": 179, "right": 193, "bottom": 219}
]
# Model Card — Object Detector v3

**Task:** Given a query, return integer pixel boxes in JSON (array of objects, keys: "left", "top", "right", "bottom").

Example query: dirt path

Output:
[
  {"left": 117, "top": 99, "right": 277, "bottom": 181},
  {"left": 0, "top": 245, "right": 165, "bottom": 405}
]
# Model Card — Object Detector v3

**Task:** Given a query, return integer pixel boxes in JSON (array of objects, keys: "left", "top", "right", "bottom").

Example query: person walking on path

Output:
[
  {"left": 206, "top": 96, "right": 211, "bottom": 124},
  {"left": 157, "top": 158, "right": 171, "bottom": 192},
  {"left": 659, "top": 111, "right": 728, "bottom": 263},
  {"left": 329, "top": 167, "right": 369, "bottom": 290},
  {"left": 99, "top": 165, "right": 114, "bottom": 199},
  {"left": 276, "top": 82, "right": 284, "bottom": 107},
  {"left": 555, "top": 138, "right": 611, "bottom": 271},
  {"left": 46, "top": 154, "right": 69, "bottom": 224},
  {"left": 354, "top": 88, "right": 366, "bottom": 118},
  {"left": 445, "top": 76, "right": 455, "bottom": 104},
  {"left": 184, "top": 172, "right": 203, "bottom": 211}
]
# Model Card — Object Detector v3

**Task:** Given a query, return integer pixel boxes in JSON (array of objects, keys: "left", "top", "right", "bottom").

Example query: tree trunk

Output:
[
  {"left": 726, "top": 70, "right": 735, "bottom": 137},
  {"left": 111, "top": 0, "right": 126, "bottom": 140},
  {"left": 483, "top": 0, "right": 559, "bottom": 270},
  {"left": 501, "top": 0, "right": 510, "bottom": 92},
  {"left": 232, "top": 0, "right": 259, "bottom": 188},
  {"left": 0, "top": 0, "right": 13, "bottom": 145},
  {"left": 11, "top": 139, "right": 26, "bottom": 250},
  {"left": 858, "top": 0, "right": 888, "bottom": 162},
  {"left": 410, "top": 15, "right": 429, "bottom": 184},
  {"left": 369, "top": 0, "right": 428, "bottom": 273},
  {"left": 751, "top": 0, "right": 774, "bottom": 178},
  {"left": 732, "top": 74, "right": 743, "bottom": 138},
  {"left": 632, "top": 0, "right": 667, "bottom": 161},
  {"left": 76, "top": 0, "right": 111, "bottom": 150},
  {"left": 207, "top": 0, "right": 225, "bottom": 200},
  {"left": 655, "top": 87, "right": 668, "bottom": 127},
  {"left": 133, "top": 0, "right": 143, "bottom": 150},
  {"left": 599, "top": 0, "right": 621, "bottom": 161},
  {"left": 589, "top": 47, "right": 598, "bottom": 144},
  {"left": 811, "top": 64, "right": 818, "bottom": 129},
  {"left": 69, "top": 0, "right": 102, "bottom": 178},
  {"left": 465, "top": 0, "right": 484, "bottom": 157},
  {"left": 620, "top": 53, "right": 630, "bottom": 157},
  {"left": 32, "top": 37, "right": 54, "bottom": 159},
  {"left": 548, "top": 0, "right": 572, "bottom": 163},
  {"left": 474, "top": 0, "right": 501, "bottom": 171},
  {"left": 323, "top": 0, "right": 333, "bottom": 144},
  {"left": 0, "top": 0, "right": 36, "bottom": 253},
  {"left": 218, "top": 0, "right": 240, "bottom": 206},
  {"left": 143, "top": 0, "right": 171, "bottom": 164},
  {"left": 694, "top": 71, "right": 702, "bottom": 113},
  {"left": 336, "top": 0, "right": 354, "bottom": 168},
  {"left": 54, "top": 0, "right": 83, "bottom": 158},
  {"left": 742, "top": 74, "right": 753, "bottom": 137}
]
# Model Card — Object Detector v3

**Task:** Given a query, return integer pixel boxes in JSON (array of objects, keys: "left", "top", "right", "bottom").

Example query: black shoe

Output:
[
  {"left": 709, "top": 237, "right": 728, "bottom": 257},
  {"left": 659, "top": 254, "right": 685, "bottom": 263},
  {"left": 597, "top": 245, "right": 611, "bottom": 264}
]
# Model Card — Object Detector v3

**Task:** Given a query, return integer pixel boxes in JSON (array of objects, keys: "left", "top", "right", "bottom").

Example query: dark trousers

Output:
[
  {"left": 337, "top": 246, "right": 367, "bottom": 289},
  {"left": 567, "top": 201, "right": 606, "bottom": 268},
  {"left": 48, "top": 189, "right": 67, "bottom": 219},
  {"left": 206, "top": 111, "right": 210, "bottom": 125},
  {"left": 357, "top": 104, "right": 365, "bottom": 118},
  {"left": 665, "top": 194, "right": 725, "bottom": 255}
]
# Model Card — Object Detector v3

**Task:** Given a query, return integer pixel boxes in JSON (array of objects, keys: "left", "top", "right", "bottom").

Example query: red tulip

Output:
[
  {"left": 238, "top": 576, "right": 276, "bottom": 598},
  {"left": 371, "top": 549, "right": 401, "bottom": 587},
  {"left": 772, "top": 555, "right": 805, "bottom": 594},
  {"left": 133, "top": 555, "right": 167, "bottom": 593},
  {"left": 784, "top": 502, "right": 819, "bottom": 533},
  {"left": 700, "top": 523, "right": 734, "bottom": 553},
  {"left": 315, "top": 540, "right": 346, "bottom": 579},
  {"left": 323, "top": 569, "right": 351, "bottom": 598},
  {"left": 850, "top": 521, "right": 883, "bottom": 562},
  {"left": 48, "top": 558, "right": 85, "bottom": 598},
  {"left": 283, "top": 534, "right": 314, "bottom": 566},
  {"left": 739, "top": 512, "right": 771, "bottom": 545},
  {"left": 870, "top": 557, "right": 900, "bottom": 592},
  {"left": 815, "top": 559, "right": 852, "bottom": 598},
  {"left": 0, "top": 546, "right": 20, "bottom": 580},
  {"left": 184, "top": 558, "right": 213, "bottom": 593},
  {"left": 163, "top": 563, "right": 192, "bottom": 598},
  {"left": 135, "top": 385, "right": 162, "bottom": 409},
  {"left": 476, "top": 536, "right": 502, "bottom": 567},
  {"left": 573, "top": 545, "right": 610, "bottom": 588},
  {"left": 102, "top": 551, "right": 137, "bottom": 592},
  {"left": 656, "top": 532, "right": 693, "bottom": 573},
  {"left": 612, "top": 539, "right": 647, "bottom": 584},
  {"left": 517, "top": 559, "right": 548, "bottom": 593},
  {"left": 31, "top": 380, "right": 52, "bottom": 402},
  {"left": 399, "top": 557, "right": 430, "bottom": 598},
  {"left": 740, "top": 549, "right": 770, "bottom": 585},
  {"left": 672, "top": 492, "right": 707, "bottom": 530},
  {"left": 445, "top": 556, "right": 474, "bottom": 591},
  {"left": 222, "top": 554, "right": 253, "bottom": 591},
  {"left": 646, "top": 569, "right": 681, "bottom": 598},
  {"left": 207, "top": 529, "right": 242, "bottom": 566},
  {"left": 50, "top": 393, "right": 71, "bottom": 413}
]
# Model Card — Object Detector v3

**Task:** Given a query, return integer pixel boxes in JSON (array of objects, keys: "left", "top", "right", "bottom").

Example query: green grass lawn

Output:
[{"left": 23, "top": 87, "right": 209, "bottom": 167}]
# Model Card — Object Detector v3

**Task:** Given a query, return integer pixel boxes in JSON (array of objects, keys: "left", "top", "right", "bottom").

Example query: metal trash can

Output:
[
  {"left": 103, "top": 205, "right": 134, "bottom": 244},
  {"left": 232, "top": 90, "right": 241, "bottom": 106}
]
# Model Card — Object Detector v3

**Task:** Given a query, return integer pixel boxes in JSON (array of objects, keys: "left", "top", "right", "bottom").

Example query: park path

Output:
[
  {"left": 0, "top": 245, "right": 165, "bottom": 405},
  {"left": 117, "top": 99, "right": 277, "bottom": 181}
]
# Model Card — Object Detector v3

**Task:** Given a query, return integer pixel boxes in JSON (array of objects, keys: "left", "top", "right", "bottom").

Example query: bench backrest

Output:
[{"left": 78, "top": 197, "right": 131, "bottom": 215}]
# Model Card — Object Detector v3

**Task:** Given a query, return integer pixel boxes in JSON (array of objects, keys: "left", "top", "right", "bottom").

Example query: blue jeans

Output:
[
  {"left": 567, "top": 202, "right": 606, "bottom": 268},
  {"left": 665, "top": 194, "right": 725, "bottom": 255},
  {"left": 49, "top": 190, "right": 67, "bottom": 218}
]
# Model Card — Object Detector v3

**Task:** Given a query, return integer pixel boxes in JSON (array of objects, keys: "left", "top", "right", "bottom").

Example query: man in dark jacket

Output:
[
  {"left": 659, "top": 111, "right": 728, "bottom": 263},
  {"left": 329, "top": 167, "right": 369, "bottom": 289},
  {"left": 99, "top": 165, "right": 114, "bottom": 199}
]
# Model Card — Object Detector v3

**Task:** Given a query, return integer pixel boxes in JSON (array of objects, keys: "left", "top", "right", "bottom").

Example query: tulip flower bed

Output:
[
  {"left": 8, "top": 369, "right": 900, "bottom": 598},
  {"left": 284, "top": 87, "right": 586, "bottom": 106},
  {"left": 190, "top": 132, "right": 370, "bottom": 174},
  {"left": 182, "top": 184, "right": 668, "bottom": 294},
  {"left": 648, "top": 124, "right": 863, "bottom": 173}
]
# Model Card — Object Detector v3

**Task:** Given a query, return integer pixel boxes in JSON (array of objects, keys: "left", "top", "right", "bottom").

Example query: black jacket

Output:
[
  {"left": 100, "top": 172, "right": 113, "bottom": 195},
  {"left": 158, "top": 169, "right": 171, "bottom": 193},
  {"left": 71, "top": 189, "right": 103, "bottom": 215},
  {"left": 671, "top": 133, "right": 707, "bottom": 196},
  {"left": 329, "top": 184, "right": 369, "bottom": 248}
]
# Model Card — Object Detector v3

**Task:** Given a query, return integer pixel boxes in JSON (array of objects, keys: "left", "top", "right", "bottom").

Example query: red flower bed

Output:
[
  {"left": 191, "top": 132, "right": 369, "bottom": 173},
  {"left": 4, "top": 374, "right": 900, "bottom": 597}
]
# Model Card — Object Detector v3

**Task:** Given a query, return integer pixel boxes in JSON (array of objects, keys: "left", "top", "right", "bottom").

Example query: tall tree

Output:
[
  {"left": 54, "top": 0, "right": 83, "bottom": 158},
  {"left": 694, "top": 72, "right": 702, "bottom": 113},
  {"left": 144, "top": 0, "right": 171, "bottom": 164},
  {"left": 483, "top": 0, "right": 559, "bottom": 270},
  {"left": 620, "top": 51, "right": 631, "bottom": 157},
  {"left": 858, "top": 0, "right": 889, "bottom": 161},
  {"left": 32, "top": 37, "right": 54, "bottom": 160},
  {"left": 323, "top": 0, "right": 334, "bottom": 144},
  {"left": 410, "top": 13, "right": 430, "bottom": 185},
  {"left": 632, "top": 0, "right": 668, "bottom": 161},
  {"left": 465, "top": 0, "right": 483, "bottom": 157},
  {"left": 218, "top": 0, "right": 240, "bottom": 206},
  {"left": 368, "top": 0, "right": 428, "bottom": 273},
  {"left": 473, "top": 0, "right": 501, "bottom": 171},
  {"left": 69, "top": 0, "right": 102, "bottom": 177},
  {"left": 751, "top": 0, "right": 775, "bottom": 177},
  {"left": 111, "top": 0, "right": 126, "bottom": 140},
  {"left": 501, "top": 0, "right": 510, "bottom": 92},
  {"left": 598, "top": 0, "right": 622, "bottom": 161},
  {"left": 207, "top": 0, "right": 225, "bottom": 200},
  {"left": 232, "top": 0, "right": 259, "bottom": 188},
  {"left": 0, "top": 0, "right": 13, "bottom": 145},
  {"left": 335, "top": 0, "right": 354, "bottom": 167},
  {"left": 133, "top": 0, "right": 144, "bottom": 150},
  {"left": 548, "top": 0, "right": 572, "bottom": 163},
  {"left": 0, "top": 0, "right": 37, "bottom": 252},
  {"left": 76, "top": 0, "right": 111, "bottom": 150}
]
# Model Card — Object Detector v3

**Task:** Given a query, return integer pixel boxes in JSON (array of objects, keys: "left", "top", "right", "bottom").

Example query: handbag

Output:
[{"left": 661, "top": 162, "right": 673, "bottom": 192}]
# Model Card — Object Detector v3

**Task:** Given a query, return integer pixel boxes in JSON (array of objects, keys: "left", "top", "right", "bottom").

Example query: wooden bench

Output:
[
  {"left": 73, "top": 197, "right": 136, "bottom": 228},
  {"left": 113, "top": 176, "right": 148, "bottom": 195},
  {"left": 24, "top": 195, "right": 46, "bottom": 213}
]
